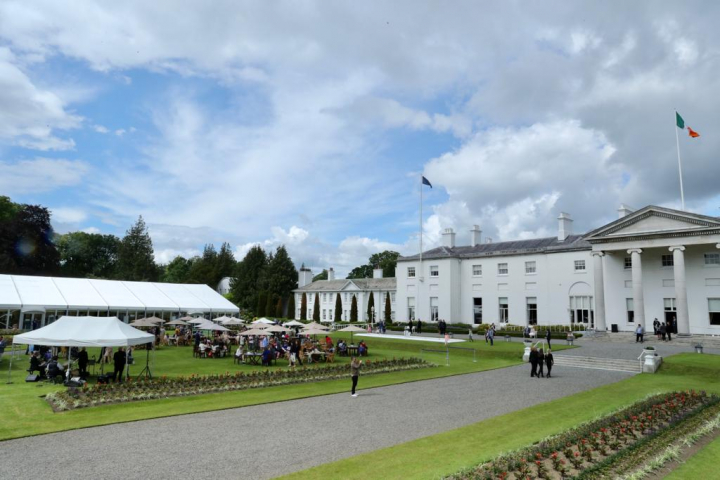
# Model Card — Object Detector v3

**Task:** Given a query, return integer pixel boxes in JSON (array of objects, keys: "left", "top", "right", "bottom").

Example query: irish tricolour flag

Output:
[{"left": 676, "top": 112, "right": 700, "bottom": 138}]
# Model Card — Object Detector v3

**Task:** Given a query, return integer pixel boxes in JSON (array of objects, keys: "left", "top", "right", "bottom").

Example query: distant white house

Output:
[
  {"left": 292, "top": 266, "right": 396, "bottom": 322},
  {"left": 217, "top": 276, "right": 232, "bottom": 295}
]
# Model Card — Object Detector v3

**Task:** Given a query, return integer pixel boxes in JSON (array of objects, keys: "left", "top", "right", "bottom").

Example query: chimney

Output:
[
  {"left": 618, "top": 204, "right": 633, "bottom": 219},
  {"left": 442, "top": 228, "right": 456, "bottom": 248},
  {"left": 485, "top": 237, "right": 493, "bottom": 244},
  {"left": 298, "top": 264, "right": 313, "bottom": 288},
  {"left": 373, "top": 267, "right": 383, "bottom": 279},
  {"left": 558, "top": 212, "right": 573, "bottom": 241},
  {"left": 470, "top": 225, "right": 482, "bottom": 246},
  {"left": 327, "top": 267, "right": 335, "bottom": 281}
]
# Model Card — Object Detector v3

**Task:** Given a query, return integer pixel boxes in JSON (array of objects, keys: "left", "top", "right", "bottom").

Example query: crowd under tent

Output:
[{"left": 0, "top": 274, "right": 239, "bottom": 329}]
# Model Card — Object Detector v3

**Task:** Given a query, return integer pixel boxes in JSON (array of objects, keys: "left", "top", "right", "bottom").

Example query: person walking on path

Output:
[
  {"left": 636, "top": 324, "right": 644, "bottom": 343},
  {"left": 408, "top": 319, "right": 414, "bottom": 334},
  {"left": 537, "top": 348, "right": 545, "bottom": 378},
  {"left": 653, "top": 318, "right": 660, "bottom": 336},
  {"left": 529, "top": 346, "right": 538, "bottom": 377},
  {"left": 350, "top": 356, "right": 362, "bottom": 397},
  {"left": 487, "top": 326, "right": 495, "bottom": 346},
  {"left": 545, "top": 349, "right": 554, "bottom": 378},
  {"left": 667, "top": 323, "right": 672, "bottom": 342},
  {"left": 660, "top": 322, "right": 667, "bottom": 341},
  {"left": 416, "top": 320, "right": 422, "bottom": 334},
  {"left": 545, "top": 328, "right": 551, "bottom": 349},
  {"left": 468, "top": 327, "right": 474, "bottom": 342}
]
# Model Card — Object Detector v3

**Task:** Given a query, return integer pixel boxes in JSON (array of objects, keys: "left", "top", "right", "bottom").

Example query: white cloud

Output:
[
  {"left": 114, "top": 128, "right": 125, "bottom": 136},
  {"left": 51, "top": 207, "right": 88, "bottom": 224},
  {"left": 93, "top": 124, "right": 109, "bottom": 133},
  {"left": 82, "top": 226, "right": 100, "bottom": 234},
  {"left": 0, "top": 158, "right": 89, "bottom": 194}
]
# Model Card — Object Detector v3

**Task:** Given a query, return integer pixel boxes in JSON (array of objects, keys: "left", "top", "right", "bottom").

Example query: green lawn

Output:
[
  {"left": 278, "top": 353, "right": 720, "bottom": 480},
  {"left": 0, "top": 335, "right": 558, "bottom": 441},
  {"left": 664, "top": 429, "right": 720, "bottom": 479}
]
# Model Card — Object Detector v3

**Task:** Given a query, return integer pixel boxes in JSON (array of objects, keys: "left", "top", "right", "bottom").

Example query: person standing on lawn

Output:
[
  {"left": 113, "top": 347, "right": 126, "bottom": 383},
  {"left": 529, "top": 346, "right": 538, "bottom": 377},
  {"left": 350, "top": 356, "right": 362, "bottom": 397},
  {"left": 635, "top": 324, "right": 644, "bottom": 343},
  {"left": 545, "top": 349, "right": 554, "bottom": 378}
]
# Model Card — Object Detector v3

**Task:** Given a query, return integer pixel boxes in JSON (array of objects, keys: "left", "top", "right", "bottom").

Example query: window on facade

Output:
[
  {"left": 322, "top": 309, "right": 326, "bottom": 320},
  {"left": 705, "top": 253, "right": 720, "bottom": 266},
  {"left": 430, "top": 297, "right": 439, "bottom": 322},
  {"left": 664, "top": 298, "right": 676, "bottom": 314},
  {"left": 574, "top": 260, "right": 586, "bottom": 271},
  {"left": 661, "top": 255, "right": 674, "bottom": 267},
  {"left": 499, "top": 297, "right": 509, "bottom": 322},
  {"left": 472, "top": 264, "right": 482, "bottom": 276},
  {"left": 473, "top": 298, "right": 482, "bottom": 324},
  {"left": 407, "top": 297, "right": 416, "bottom": 321},
  {"left": 344, "top": 310, "right": 348, "bottom": 320},
  {"left": 526, "top": 297, "right": 537, "bottom": 325},
  {"left": 430, "top": 265, "right": 439, "bottom": 277},
  {"left": 408, "top": 267, "right": 416, "bottom": 278},
  {"left": 391, "top": 292, "right": 396, "bottom": 303},
  {"left": 525, "top": 261, "right": 536, "bottom": 274},
  {"left": 709, "top": 299, "right": 720, "bottom": 326},
  {"left": 626, "top": 298, "right": 634, "bottom": 323},
  {"left": 624, "top": 257, "right": 632, "bottom": 269},
  {"left": 498, "top": 263, "right": 508, "bottom": 275}
]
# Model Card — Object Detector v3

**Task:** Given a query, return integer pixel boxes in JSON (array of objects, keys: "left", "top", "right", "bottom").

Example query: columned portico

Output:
[
  {"left": 591, "top": 252, "right": 606, "bottom": 331},
  {"left": 669, "top": 246, "right": 690, "bottom": 336},
  {"left": 627, "top": 248, "right": 646, "bottom": 330}
]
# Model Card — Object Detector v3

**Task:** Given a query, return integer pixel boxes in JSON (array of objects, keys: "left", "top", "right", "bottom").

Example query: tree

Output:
[
  {"left": 215, "top": 242, "right": 236, "bottom": 280},
  {"left": 346, "top": 264, "right": 372, "bottom": 279},
  {"left": 312, "top": 293, "right": 320, "bottom": 321},
  {"left": 230, "top": 245, "right": 267, "bottom": 312},
  {"left": 265, "top": 246, "right": 298, "bottom": 299},
  {"left": 288, "top": 293, "right": 296, "bottom": 320},
  {"left": 313, "top": 269, "right": 328, "bottom": 282},
  {"left": 266, "top": 293, "right": 277, "bottom": 318},
  {"left": 350, "top": 295, "right": 358, "bottom": 322},
  {"left": 384, "top": 292, "right": 392, "bottom": 323},
  {"left": 57, "top": 231, "right": 120, "bottom": 278},
  {"left": 275, "top": 297, "right": 284, "bottom": 318},
  {"left": 334, "top": 293, "right": 342, "bottom": 322},
  {"left": 367, "top": 291, "right": 375, "bottom": 323},
  {"left": 0, "top": 200, "right": 60, "bottom": 275},
  {"left": 256, "top": 290, "right": 268, "bottom": 317},
  {"left": 116, "top": 216, "right": 157, "bottom": 281},
  {"left": 300, "top": 292, "right": 307, "bottom": 320},
  {"left": 161, "top": 256, "right": 192, "bottom": 283}
]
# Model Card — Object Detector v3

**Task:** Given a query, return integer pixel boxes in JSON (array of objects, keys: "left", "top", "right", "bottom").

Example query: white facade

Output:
[
  {"left": 397, "top": 205, "right": 720, "bottom": 335},
  {"left": 292, "top": 270, "right": 396, "bottom": 322}
]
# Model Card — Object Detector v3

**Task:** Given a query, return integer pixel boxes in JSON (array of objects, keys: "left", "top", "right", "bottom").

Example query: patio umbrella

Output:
[
  {"left": 221, "top": 318, "right": 244, "bottom": 326},
  {"left": 130, "top": 319, "right": 156, "bottom": 327},
  {"left": 202, "top": 323, "right": 230, "bottom": 332},
  {"left": 302, "top": 328, "right": 332, "bottom": 336},
  {"left": 337, "top": 325, "right": 366, "bottom": 344},
  {"left": 264, "top": 325, "right": 290, "bottom": 333},
  {"left": 303, "top": 322, "right": 329, "bottom": 330},
  {"left": 166, "top": 319, "right": 189, "bottom": 326},
  {"left": 213, "top": 315, "right": 230, "bottom": 323},
  {"left": 188, "top": 318, "right": 207, "bottom": 325},
  {"left": 284, "top": 320, "right": 305, "bottom": 327},
  {"left": 253, "top": 318, "right": 275, "bottom": 325},
  {"left": 143, "top": 316, "right": 166, "bottom": 324},
  {"left": 178, "top": 316, "right": 195, "bottom": 322},
  {"left": 238, "top": 328, "right": 271, "bottom": 336}
]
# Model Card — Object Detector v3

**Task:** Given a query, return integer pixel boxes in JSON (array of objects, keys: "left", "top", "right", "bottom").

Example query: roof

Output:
[
  {"left": 398, "top": 234, "right": 591, "bottom": 262},
  {"left": 294, "top": 277, "right": 396, "bottom": 292},
  {"left": 0, "top": 274, "right": 239, "bottom": 313},
  {"left": 12, "top": 316, "right": 154, "bottom": 347}
]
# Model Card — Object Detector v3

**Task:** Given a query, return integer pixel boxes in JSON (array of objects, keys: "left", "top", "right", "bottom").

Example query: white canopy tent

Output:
[
  {"left": 253, "top": 318, "right": 275, "bottom": 325},
  {"left": 8, "top": 316, "right": 154, "bottom": 383}
]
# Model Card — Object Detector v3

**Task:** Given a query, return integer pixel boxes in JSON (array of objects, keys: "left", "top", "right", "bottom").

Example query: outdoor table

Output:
[
  {"left": 307, "top": 352, "right": 326, "bottom": 363},
  {"left": 244, "top": 352, "right": 262, "bottom": 365},
  {"left": 346, "top": 346, "right": 359, "bottom": 357}
]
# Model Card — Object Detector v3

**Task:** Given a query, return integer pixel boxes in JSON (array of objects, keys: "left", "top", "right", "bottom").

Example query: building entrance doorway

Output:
[
  {"left": 20, "top": 312, "right": 45, "bottom": 330},
  {"left": 664, "top": 298, "right": 677, "bottom": 334},
  {"left": 569, "top": 295, "right": 594, "bottom": 329},
  {"left": 473, "top": 298, "right": 482, "bottom": 324}
]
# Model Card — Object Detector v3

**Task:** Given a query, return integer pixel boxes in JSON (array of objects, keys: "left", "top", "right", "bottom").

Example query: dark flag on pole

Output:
[{"left": 422, "top": 176, "right": 432, "bottom": 188}]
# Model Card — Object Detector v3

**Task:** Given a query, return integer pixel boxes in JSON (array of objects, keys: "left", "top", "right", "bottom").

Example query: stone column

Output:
[
  {"left": 670, "top": 246, "right": 690, "bottom": 336},
  {"left": 628, "top": 249, "right": 646, "bottom": 330},
  {"left": 592, "top": 252, "right": 607, "bottom": 331}
]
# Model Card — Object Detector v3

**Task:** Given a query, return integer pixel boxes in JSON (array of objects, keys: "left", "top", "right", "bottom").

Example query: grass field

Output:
[
  {"left": 664, "top": 427, "right": 720, "bottom": 479},
  {"left": 278, "top": 352, "right": 720, "bottom": 480},
  {"left": 0, "top": 334, "right": 560, "bottom": 441}
]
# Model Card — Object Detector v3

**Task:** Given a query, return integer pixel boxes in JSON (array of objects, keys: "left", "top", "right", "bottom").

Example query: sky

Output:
[{"left": 2, "top": 1, "right": 720, "bottom": 278}]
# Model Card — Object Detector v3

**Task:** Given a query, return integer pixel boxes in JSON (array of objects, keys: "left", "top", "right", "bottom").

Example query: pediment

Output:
[
  {"left": 585, "top": 206, "right": 720, "bottom": 242},
  {"left": 341, "top": 281, "right": 360, "bottom": 291}
]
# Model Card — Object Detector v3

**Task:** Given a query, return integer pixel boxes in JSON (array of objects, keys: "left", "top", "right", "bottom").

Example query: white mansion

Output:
[
  {"left": 293, "top": 266, "right": 396, "bottom": 322},
  {"left": 396, "top": 205, "right": 720, "bottom": 335}
]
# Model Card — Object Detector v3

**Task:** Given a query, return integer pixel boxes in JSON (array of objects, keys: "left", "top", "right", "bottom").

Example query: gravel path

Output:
[{"left": 0, "top": 362, "right": 631, "bottom": 480}]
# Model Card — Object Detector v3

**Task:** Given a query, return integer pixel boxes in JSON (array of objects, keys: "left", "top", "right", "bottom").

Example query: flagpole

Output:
[
  {"left": 419, "top": 175, "right": 423, "bottom": 271},
  {"left": 675, "top": 114, "right": 686, "bottom": 211}
]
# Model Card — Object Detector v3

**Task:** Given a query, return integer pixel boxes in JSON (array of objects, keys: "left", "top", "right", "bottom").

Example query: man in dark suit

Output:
[
  {"left": 113, "top": 347, "right": 126, "bottom": 383},
  {"left": 78, "top": 347, "right": 89, "bottom": 378},
  {"left": 529, "top": 347, "right": 538, "bottom": 377}
]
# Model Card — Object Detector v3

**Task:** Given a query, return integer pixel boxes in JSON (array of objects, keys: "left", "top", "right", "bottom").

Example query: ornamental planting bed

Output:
[
  {"left": 446, "top": 391, "right": 719, "bottom": 480},
  {"left": 45, "top": 357, "right": 431, "bottom": 412}
]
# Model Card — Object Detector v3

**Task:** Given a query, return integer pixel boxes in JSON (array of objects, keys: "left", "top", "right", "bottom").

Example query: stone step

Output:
[{"left": 553, "top": 355, "right": 642, "bottom": 373}]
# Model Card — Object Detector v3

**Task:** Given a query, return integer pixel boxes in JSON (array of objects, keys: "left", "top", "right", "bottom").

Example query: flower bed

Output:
[
  {"left": 445, "top": 391, "right": 719, "bottom": 480},
  {"left": 45, "top": 357, "right": 432, "bottom": 412}
]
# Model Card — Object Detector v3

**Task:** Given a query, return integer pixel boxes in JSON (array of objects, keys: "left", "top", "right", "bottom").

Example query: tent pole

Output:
[
  {"left": 6, "top": 344, "right": 15, "bottom": 384},
  {"left": 124, "top": 347, "right": 129, "bottom": 382},
  {"left": 66, "top": 346, "right": 71, "bottom": 383}
]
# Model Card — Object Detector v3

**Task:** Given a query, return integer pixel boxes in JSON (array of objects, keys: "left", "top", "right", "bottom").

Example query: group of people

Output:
[
  {"left": 653, "top": 318, "right": 674, "bottom": 341},
  {"left": 529, "top": 347, "right": 554, "bottom": 378},
  {"left": 437, "top": 319, "right": 448, "bottom": 335},
  {"left": 405, "top": 319, "right": 422, "bottom": 334}
]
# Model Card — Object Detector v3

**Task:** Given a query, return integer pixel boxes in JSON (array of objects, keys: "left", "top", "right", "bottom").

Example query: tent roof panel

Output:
[
  {"left": 152, "top": 283, "right": 208, "bottom": 310},
  {"left": 12, "top": 275, "right": 67, "bottom": 309},
  {"left": 12, "top": 316, "right": 154, "bottom": 347},
  {"left": 89, "top": 279, "right": 145, "bottom": 310},
  {"left": 0, "top": 275, "right": 22, "bottom": 309},
  {"left": 182, "top": 284, "right": 239, "bottom": 312},
  {"left": 51, "top": 277, "right": 109, "bottom": 310},
  {"left": 122, "top": 281, "right": 178, "bottom": 311}
]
